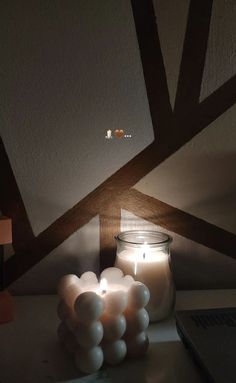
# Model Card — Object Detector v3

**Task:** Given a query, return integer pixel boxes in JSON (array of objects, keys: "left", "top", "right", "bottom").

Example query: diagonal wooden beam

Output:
[
  {"left": 0, "top": 138, "right": 34, "bottom": 252},
  {"left": 100, "top": 206, "right": 121, "bottom": 272},
  {"left": 174, "top": 0, "right": 213, "bottom": 113},
  {"left": 121, "top": 189, "right": 236, "bottom": 260},
  {"left": 131, "top": 0, "right": 173, "bottom": 138},
  {"left": 196, "top": 74, "right": 236, "bottom": 128}
]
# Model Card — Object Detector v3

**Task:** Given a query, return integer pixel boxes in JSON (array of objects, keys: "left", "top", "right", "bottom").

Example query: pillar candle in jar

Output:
[{"left": 115, "top": 231, "right": 175, "bottom": 322}]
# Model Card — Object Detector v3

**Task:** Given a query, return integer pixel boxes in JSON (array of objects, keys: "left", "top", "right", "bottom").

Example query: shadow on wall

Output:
[
  {"left": 171, "top": 247, "right": 236, "bottom": 290},
  {"left": 9, "top": 215, "right": 100, "bottom": 295},
  {"left": 162, "top": 151, "right": 236, "bottom": 233}
]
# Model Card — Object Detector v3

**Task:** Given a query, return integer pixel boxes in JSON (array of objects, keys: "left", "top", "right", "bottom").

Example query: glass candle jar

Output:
[{"left": 115, "top": 230, "right": 175, "bottom": 322}]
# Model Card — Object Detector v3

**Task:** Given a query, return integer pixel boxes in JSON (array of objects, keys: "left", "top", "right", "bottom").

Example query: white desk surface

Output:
[{"left": 0, "top": 290, "right": 236, "bottom": 383}]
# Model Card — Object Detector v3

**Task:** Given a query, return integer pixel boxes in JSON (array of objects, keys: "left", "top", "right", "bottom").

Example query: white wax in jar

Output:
[{"left": 115, "top": 249, "right": 175, "bottom": 321}]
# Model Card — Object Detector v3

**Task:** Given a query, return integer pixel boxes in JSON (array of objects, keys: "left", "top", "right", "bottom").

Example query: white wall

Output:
[
  {"left": 201, "top": 0, "right": 236, "bottom": 100},
  {"left": 0, "top": 0, "right": 153, "bottom": 235}
]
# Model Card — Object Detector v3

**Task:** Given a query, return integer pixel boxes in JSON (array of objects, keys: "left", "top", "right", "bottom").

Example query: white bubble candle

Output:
[{"left": 57, "top": 268, "right": 150, "bottom": 374}]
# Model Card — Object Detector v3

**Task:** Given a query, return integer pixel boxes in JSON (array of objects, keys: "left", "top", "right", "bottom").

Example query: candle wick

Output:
[
  {"left": 101, "top": 289, "right": 106, "bottom": 295},
  {"left": 143, "top": 252, "right": 145, "bottom": 260}
]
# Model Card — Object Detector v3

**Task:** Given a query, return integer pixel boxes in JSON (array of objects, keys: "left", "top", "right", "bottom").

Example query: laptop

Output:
[{"left": 175, "top": 307, "right": 236, "bottom": 383}]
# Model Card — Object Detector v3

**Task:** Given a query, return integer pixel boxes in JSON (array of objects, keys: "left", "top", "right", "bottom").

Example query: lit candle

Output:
[
  {"left": 57, "top": 267, "right": 150, "bottom": 373},
  {"left": 115, "top": 231, "right": 175, "bottom": 322}
]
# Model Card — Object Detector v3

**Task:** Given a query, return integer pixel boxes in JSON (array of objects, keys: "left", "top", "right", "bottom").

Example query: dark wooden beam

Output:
[
  {"left": 196, "top": 74, "right": 236, "bottom": 128},
  {"left": 99, "top": 206, "right": 121, "bottom": 272},
  {"left": 131, "top": 0, "right": 173, "bottom": 138},
  {"left": 174, "top": 0, "right": 213, "bottom": 113}
]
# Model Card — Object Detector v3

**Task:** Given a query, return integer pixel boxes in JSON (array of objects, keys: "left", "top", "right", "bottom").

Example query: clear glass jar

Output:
[{"left": 115, "top": 230, "right": 175, "bottom": 322}]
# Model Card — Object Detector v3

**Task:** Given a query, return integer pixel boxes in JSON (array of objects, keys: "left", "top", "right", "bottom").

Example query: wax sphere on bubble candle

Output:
[
  {"left": 63, "top": 283, "right": 82, "bottom": 308},
  {"left": 126, "top": 332, "right": 149, "bottom": 358},
  {"left": 80, "top": 271, "right": 98, "bottom": 286},
  {"left": 101, "top": 314, "right": 126, "bottom": 341},
  {"left": 57, "top": 322, "right": 69, "bottom": 344},
  {"left": 103, "top": 339, "right": 127, "bottom": 365},
  {"left": 57, "top": 274, "right": 82, "bottom": 313},
  {"left": 57, "top": 322, "right": 77, "bottom": 355},
  {"left": 75, "top": 321, "right": 103, "bottom": 348},
  {"left": 65, "top": 309, "right": 78, "bottom": 332},
  {"left": 64, "top": 332, "right": 78, "bottom": 355},
  {"left": 57, "top": 274, "right": 80, "bottom": 298},
  {"left": 57, "top": 300, "right": 70, "bottom": 321},
  {"left": 75, "top": 346, "right": 104, "bottom": 374},
  {"left": 57, "top": 301, "right": 78, "bottom": 332},
  {"left": 125, "top": 308, "right": 149, "bottom": 335},
  {"left": 122, "top": 275, "right": 135, "bottom": 288},
  {"left": 74, "top": 291, "right": 104, "bottom": 323},
  {"left": 128, "top": 282, "right": 150, "bottom": 309},
  {"left": 100, "top": 267, "right": 124, "bottom": 282}
]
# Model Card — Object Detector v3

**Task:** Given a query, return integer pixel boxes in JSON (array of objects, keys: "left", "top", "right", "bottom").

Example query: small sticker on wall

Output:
[
  {"left": 105, "top": 130, "right": 132, "bottom": 140},
  {"left": 105, "top": 129, "right": 113, "bottom": 139},
  {"left": 114, "top": 129, "right": 124, "bottom": 138}
]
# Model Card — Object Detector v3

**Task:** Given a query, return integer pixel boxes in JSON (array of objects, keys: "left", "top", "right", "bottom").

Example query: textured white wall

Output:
[
  {"left": 201, "top": 0, "right": 236, "bottom": 100},
  {"left": 0, "top": 0, "right": 153, "bottom": 235},
  {"left": 153, "top": 0, "right": 190, "bottom": 108}
]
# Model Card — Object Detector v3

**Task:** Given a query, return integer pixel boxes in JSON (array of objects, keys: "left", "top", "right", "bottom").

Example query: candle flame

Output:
[{"left": 99, "top": 278, "right": 107, "bottom": 294}]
